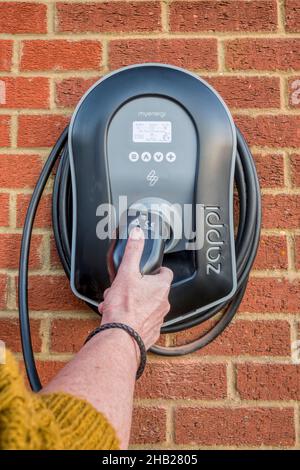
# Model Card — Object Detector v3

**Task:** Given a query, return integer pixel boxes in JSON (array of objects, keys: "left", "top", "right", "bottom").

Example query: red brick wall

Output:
[{"left": 0, "top": 0, "right": 299, "bottom": 449}]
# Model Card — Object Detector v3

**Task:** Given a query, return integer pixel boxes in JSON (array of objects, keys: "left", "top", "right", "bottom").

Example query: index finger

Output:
[{"left": 119, "top": 226, "right": 145, "bottom": 274}]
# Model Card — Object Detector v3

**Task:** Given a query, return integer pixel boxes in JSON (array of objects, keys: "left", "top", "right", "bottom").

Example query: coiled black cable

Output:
[{"left": 19, "top": 126, "right": 261, "bottom": 391}]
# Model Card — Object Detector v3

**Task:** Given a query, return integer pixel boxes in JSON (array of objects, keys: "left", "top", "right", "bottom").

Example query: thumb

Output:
[{"left": 119, "top": 226, "right": 145, "bottom": 274}]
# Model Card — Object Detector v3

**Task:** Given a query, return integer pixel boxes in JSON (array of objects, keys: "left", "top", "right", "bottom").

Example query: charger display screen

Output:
[{"left": 132, "top": 121, "right": 172, "bottom": 143}]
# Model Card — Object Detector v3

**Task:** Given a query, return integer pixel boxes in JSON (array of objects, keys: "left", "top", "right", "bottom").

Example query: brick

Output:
[
  {"left": 50, "top": 235, "right": 61, "bottom": 268},
  {"left": 0, "top": 77, "right": 49, "bottom": 109},
  {"left": 295, "top": 236, "right": 300, "bottom": 270},
  {"left": 175, "top": 407, "right": 295, "bottom": 446},
  {"left": 241, "top": 279, "right": 300, "bottom": 313},
  {"left": 55, "top": 77, "right": 98, "bottom": 108},
  {"left": 18, "top": 275, "right": 86, "bottom": 311},
  {"left": 206, "top": 76, "right": 280, "bottom": 109},
  {"left": 17, "top": 194, "right": 52, "bottom": 229},
  {"left": 0, "top": 115, "right": 10, "bottom": 146},
  {"left": 57, "top": 2, "right": 161, "bottom": 33},
  {"left": 50, "top": 318, "right": 99, "bottom": 353},
  {"left": 18, "top": 115, "right": 69, "bottom": 148},
  {"left": 0, "top": 154, "right": 43, "bottom": 188},
  {"left": 0, "top": 40, "right": 13, "bottom": 71},
  {"left": 20, "top": 40, "right": 102, "bottom": 71},
  {"left": 174, "top": 320, "right": 290, "bottom": 356},
  {"left": 0, "top": 318, "right": 41, "bottom": 353},
  {"left": 0, "top": 2, "right": 47, "bottom": 33},
  {"left": 225, "top": 39, "right": 300, "bottom": 71},
  {"left": 172, "top": 319, "right": 218, "bottom": 346},
  {"left": 156, "top": 334, "right": 168, "bottom": 347},
  {"left": 135, "top": 362, "right": 226, "bottom": 399},
  {"left": 0, "top": 194, "right": 9, "bottom": 227},
  {"left": 253, "top": 153, "right": 284, "bottom": 188},
  {"left": 253, "top": 235, "right": 288, "bottom": 270},
  {"left": 262, "top": 194, "right": 300, "bottom": 229},
  {"left": 285, "top": 0, "right": 300, "bottom": 32},
  {"left": 109, "top": 39, "right": 218, "bottom": 70},
  {"left": 0, "top": 233, "right": 42, "bottom": 269},
  {"left": 290, "top": 154, "right": 300, "bottom": 187},
  {"left": 0, "top": 275, "right": 8, "bottom": 309},
  {"left": 236, "top": 115, "right": 300, "bottom": 148},
  {"left": 130, "top": 407, "right": 166, "bottom": 444},
  {"left": 288, "top": 77, "right": 300, "bottom": 108},
  {"left": 237, "top": 364, "right": 300, "bottom": 400},
  {"left": 36, "top": 360, "right": 66, "bottom": 385},
  {"left": 170, "top": 1, "right": 277, "bottom": 32}
]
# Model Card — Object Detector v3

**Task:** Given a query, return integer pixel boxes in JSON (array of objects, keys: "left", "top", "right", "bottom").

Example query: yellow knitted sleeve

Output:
[{"left": 0, "top": 350, "right": 119, "bottom": 450}]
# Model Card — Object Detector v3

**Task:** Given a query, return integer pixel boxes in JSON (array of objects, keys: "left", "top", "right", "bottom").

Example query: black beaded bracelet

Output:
[{"left": 84, "top": 322, "right": 147, "bottom": 380}]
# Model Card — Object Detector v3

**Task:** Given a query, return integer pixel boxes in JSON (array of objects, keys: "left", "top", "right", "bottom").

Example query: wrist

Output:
[
  {"left": 101, "top": 313, "right": 139, "bottom": 332},
  {"left": 109, "top": 327, "right": 141, "bottom": 368},
  {"left": 88, "top": 325, "right": 141, "bottom": 374}
]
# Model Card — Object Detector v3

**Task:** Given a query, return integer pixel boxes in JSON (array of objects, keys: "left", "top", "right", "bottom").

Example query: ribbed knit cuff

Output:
[
  {"left": 0, "top": 351, "right": 119, "bottom": 450},
  {"left": 41, "top": 392, "right": 120, "bottom": 450},
  {"left": 0, "top": 351, "right": 61, "bottom": 450}
]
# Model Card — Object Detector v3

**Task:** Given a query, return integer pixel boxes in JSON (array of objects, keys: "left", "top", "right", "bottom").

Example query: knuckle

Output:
[
  {"left": 161, "top": 268, "right": 173, "bottom": 284},
  {"left": 166, "top": 267, "right": 173, "bottom": 277},
  {"left": 103, "top": 288, "right": 110, "bottom": 298},
  {"left": 163, "top": 266, "right": 173, "bottom": 276}
]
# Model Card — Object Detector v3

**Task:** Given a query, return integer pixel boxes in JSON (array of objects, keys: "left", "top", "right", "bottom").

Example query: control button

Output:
[
  {"left": 166, "top": 151, "right": 176, "bottom": 162},
  {"left": 129, "top": 151, "right": 139, "bottom": 162},
  {"left": 153, "top": 151, "right": 164, "bottom": 162},
  {"left": 141, "top": 151, "right": 151, "bottom": 162}
]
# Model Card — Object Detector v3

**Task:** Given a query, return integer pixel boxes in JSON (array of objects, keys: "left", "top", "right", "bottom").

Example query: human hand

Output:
[{"left": 99, "top": 227, "right": 173, "bottom": 349}]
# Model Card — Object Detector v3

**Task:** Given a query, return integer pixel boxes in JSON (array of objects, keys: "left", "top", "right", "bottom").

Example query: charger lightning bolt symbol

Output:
[{"left": 146, "top": 170, "right": 159, "bottom": 186}]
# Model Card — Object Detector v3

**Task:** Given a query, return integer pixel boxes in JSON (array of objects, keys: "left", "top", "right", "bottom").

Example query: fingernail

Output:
[{"left": 129, "top": 226, "right": 144, "bottom": 240}]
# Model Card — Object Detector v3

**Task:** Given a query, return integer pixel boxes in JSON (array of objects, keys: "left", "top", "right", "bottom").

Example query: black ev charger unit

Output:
[{"left": 19, "top": 64, "right": 261, "bottom": 391}]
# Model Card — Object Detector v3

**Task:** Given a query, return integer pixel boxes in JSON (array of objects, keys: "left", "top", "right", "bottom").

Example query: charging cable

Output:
[{"left": 19, "top": 126, "right": 261, "bottom": 391}]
